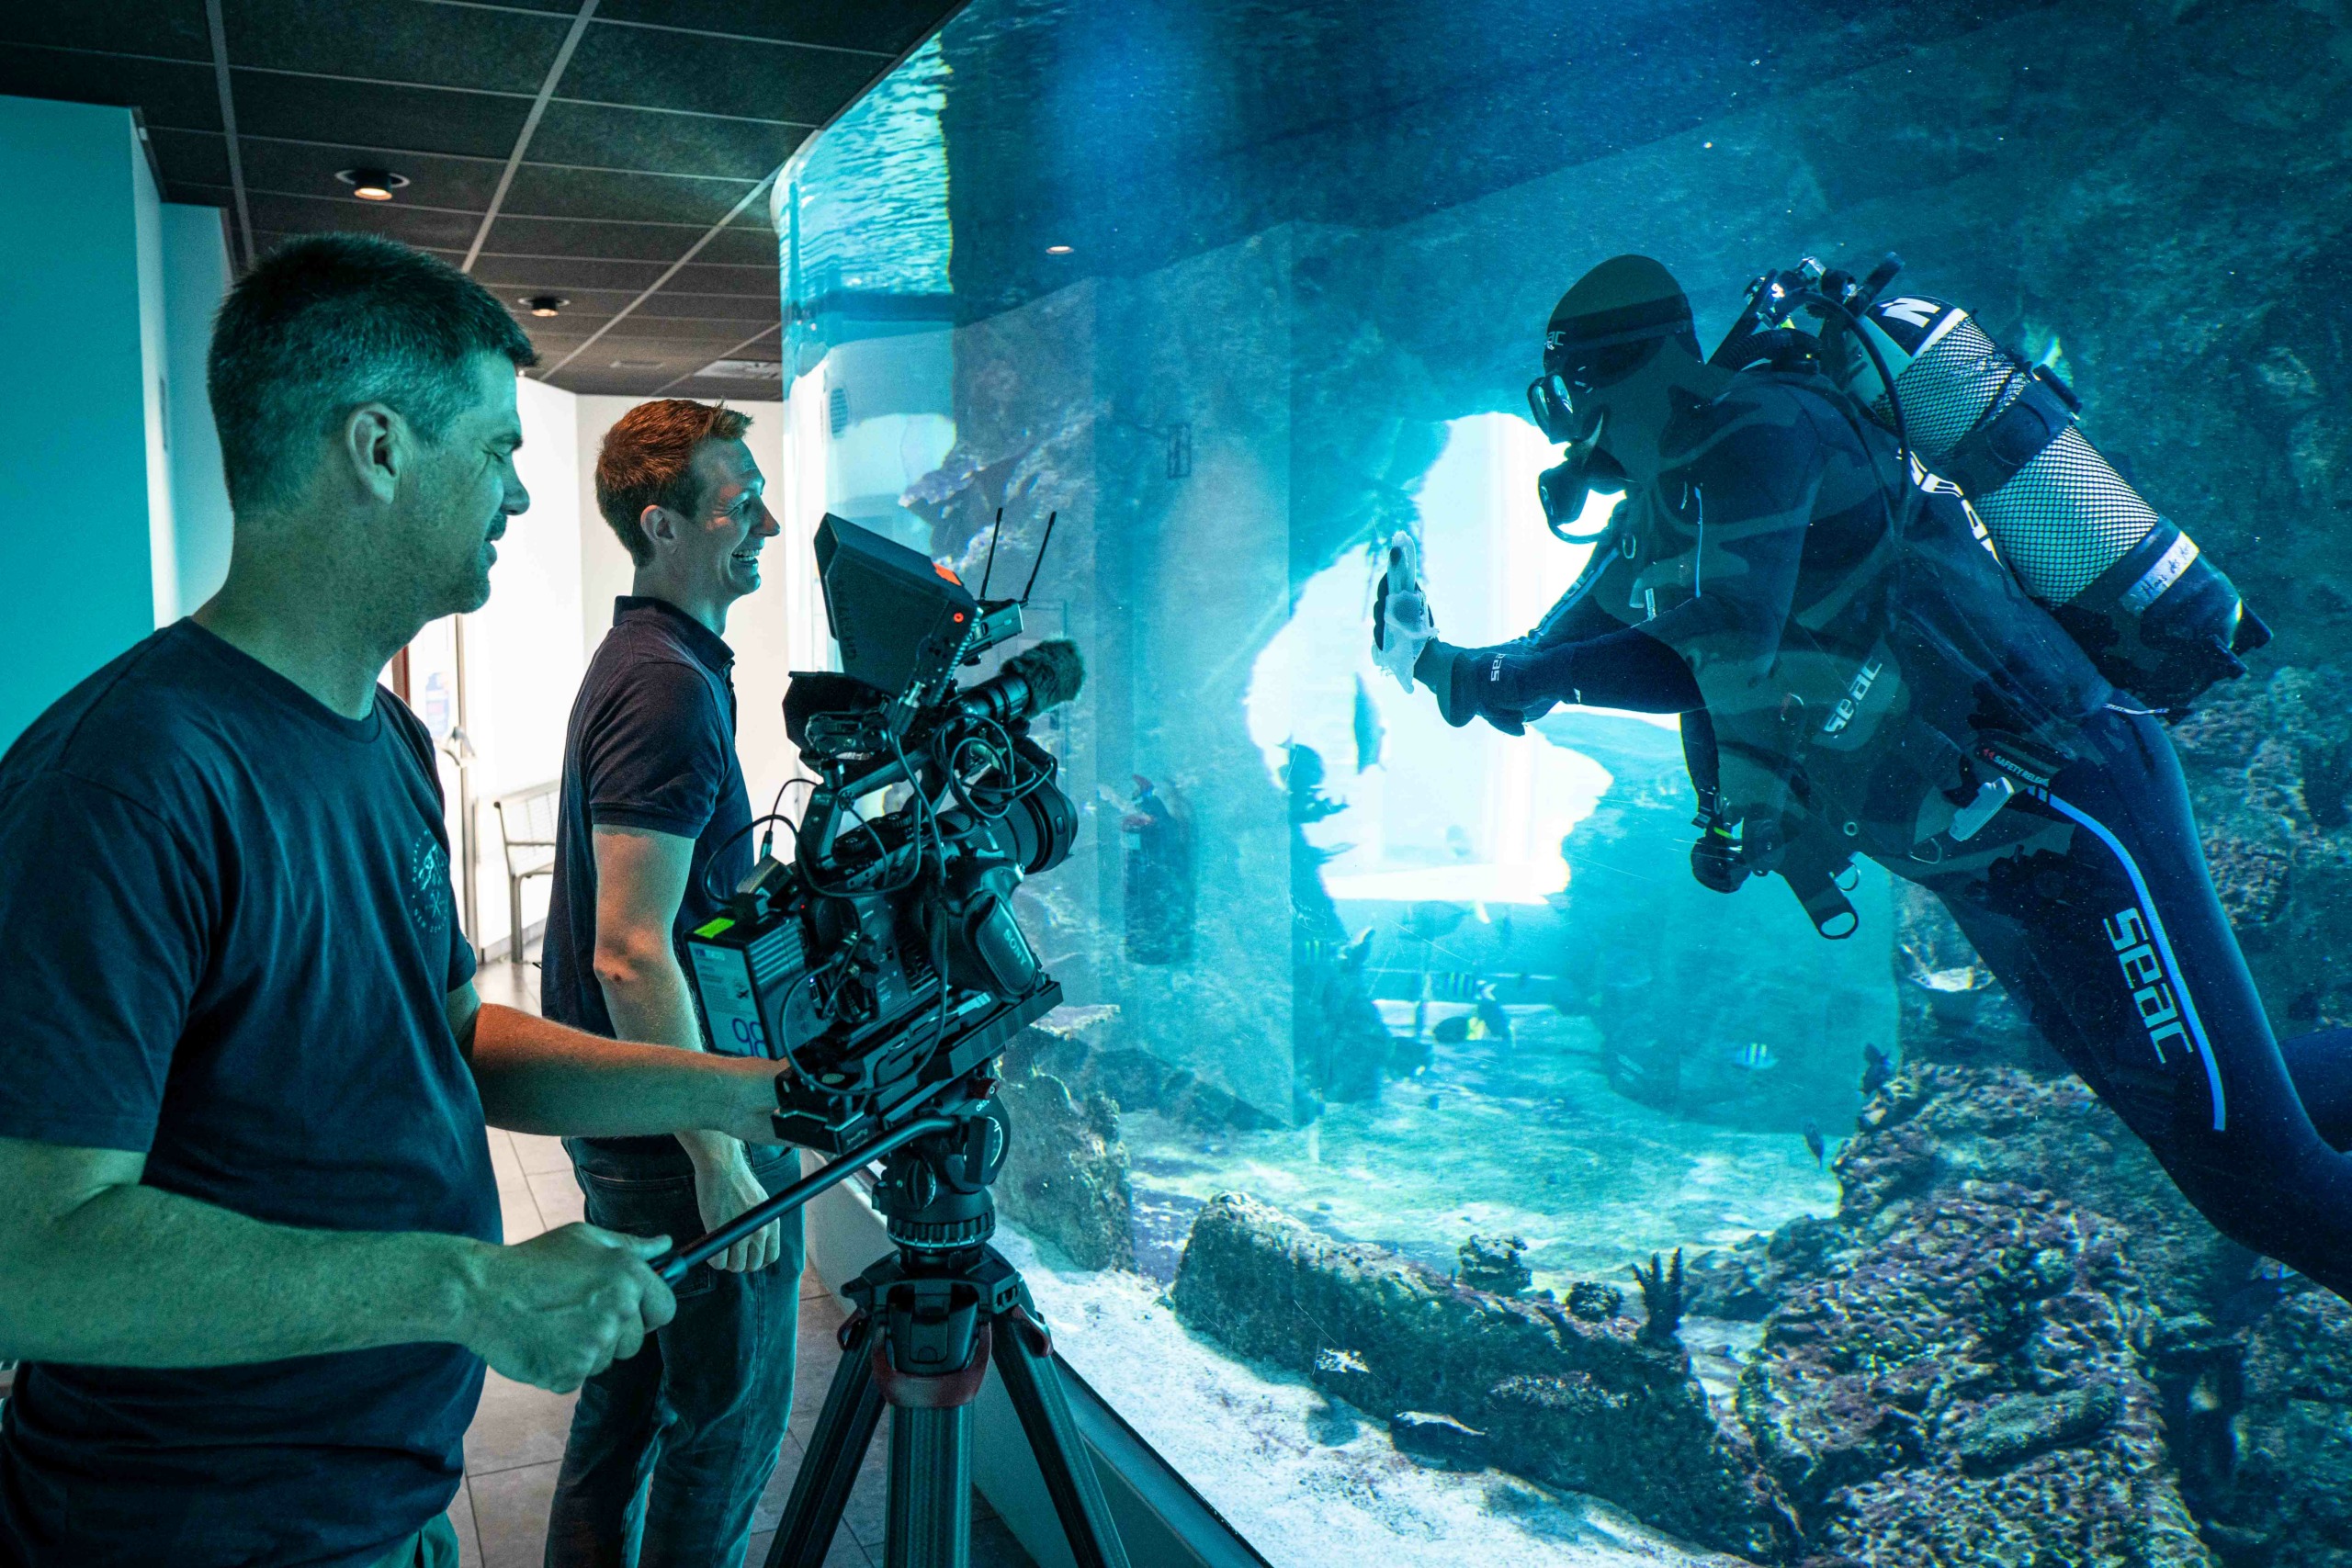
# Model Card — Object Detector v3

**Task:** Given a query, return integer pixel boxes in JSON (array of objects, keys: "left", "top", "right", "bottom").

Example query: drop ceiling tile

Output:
[
  {"left": 231, "top": 73, "right": 528, "bottom": 159},
  {"left": 693, "top": 227, "right": 780, "bottom": 267},
  {"left": 220, "top": 0, "right": 571, "bottom": 96},
  {"left": 0, "top": 51, "right": 222, "bottom": 130},
  {"left": 632, "top": 291, "right": 778, "bottom": 322},
  {"left": 0, "top": 4, "right": 212, "bottom": 61},
  {"left": 236, "top": 139, "right": 507, "bottom": 210},
  {"left": 593, "top": 0, "right": 948, "bottom": 56},
  {"left": 149, "top": 127, "right": 235, "bottom": 189},
  {"left": 561, "top": 24, "right": 876, "bottom": 123},
  {"left": 500, "top": 164, "right": 756, "bottom": 226},
  {"left": 469, "top": 254, "right": 670, "bottom": 292},
  {"left": 245, "top": 190, "right": 482, "bottom": 251},
  {"left": 526, "top": 99, "right": 807, "bottom": 178},
  {"left": 478, "top": 213, "right": 698, "bottom": 262},
  {"left": 662, "top": 261, "right": 782, "bottom": 297}
]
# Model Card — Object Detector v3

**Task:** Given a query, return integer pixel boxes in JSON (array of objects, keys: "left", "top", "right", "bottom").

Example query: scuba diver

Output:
[{"left": 1373, "top": 254, "right": 2352, "bottom": 1302}]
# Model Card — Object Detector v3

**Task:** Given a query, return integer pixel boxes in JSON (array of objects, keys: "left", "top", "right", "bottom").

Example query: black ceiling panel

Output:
[
  {"left": 244, "top": 190, "right": 484, "bottom": 250},
  {"left": 526, "top": 99, "right": 808, "bottom": 178},
  {"left": 0, "top": 6, "right": 211, "bottom": 61},
  {"left": 0, "top": 49, "right": 222, "bottom": 130},
  {"left": 6, "top": 0, "right": 959, "bottom": 391},
  {"left": 221, "top": 0, "right": 572, "bottom": 96},
  {"left": 231, "top": 71, "right": 531, "bottom": 157},
  {"left": 147, "top": 127, "right": 236, "bottom": 189},
  {"left": 561, "top": 26, "right": 879, "bottom": 123},
  {"left": 595, "top": 0, "right": 944, "bottom": 56},
  {"left": 484, "top": 213, "right": 700, "bottom": 263},
  {"left": 235, "top": 138, "right": 508, "bottom": 211},
  {"left": 695, "top": 228, "right": 783, "bottom": 267},
  {"left": 469, "top": 254, "right": 671, "bottom": 293},
  {"left": 499, "top": 164, "right": 756, "bottom": 226}
]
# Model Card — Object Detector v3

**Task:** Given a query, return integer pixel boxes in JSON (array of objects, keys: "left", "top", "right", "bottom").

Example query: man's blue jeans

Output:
[{"left": 543, "top": 1143, "right": 807, "bottom": 1568}]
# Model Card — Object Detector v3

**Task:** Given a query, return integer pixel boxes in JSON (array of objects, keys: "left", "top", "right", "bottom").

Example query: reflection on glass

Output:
[{"left": 774, "top": 3, "right": 2340, "bottom": 1563}]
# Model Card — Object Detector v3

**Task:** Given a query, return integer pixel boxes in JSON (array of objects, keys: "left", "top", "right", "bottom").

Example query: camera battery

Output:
[{"left": 686, "top": 910, "right": 812, "bottom": 1059}]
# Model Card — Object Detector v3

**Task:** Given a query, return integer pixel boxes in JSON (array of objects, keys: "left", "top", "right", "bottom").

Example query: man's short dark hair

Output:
[
  {"left": 595, "top": 400, "right": 753, "bottom": 566},
  {"left": 207, "top": 234, "right": 539, "bottom": 513}
]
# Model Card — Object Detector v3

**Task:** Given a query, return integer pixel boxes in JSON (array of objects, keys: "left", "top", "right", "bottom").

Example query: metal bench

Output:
[{"left": 490, "top": 782, "right": 560, "bottom": 964}]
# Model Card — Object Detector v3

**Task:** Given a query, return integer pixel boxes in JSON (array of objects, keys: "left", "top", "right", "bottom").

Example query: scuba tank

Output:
[{"left": 1717, "top": 255, "right": 2268, "bottom": 712}]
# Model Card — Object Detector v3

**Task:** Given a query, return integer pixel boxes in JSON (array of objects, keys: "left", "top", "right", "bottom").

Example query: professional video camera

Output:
[
  {"left": 663, "top": 512, "right": 1128, "bottom": 1568},
  {"left": 684, "top": 512, "right": 1083, "bottom": 1154}
]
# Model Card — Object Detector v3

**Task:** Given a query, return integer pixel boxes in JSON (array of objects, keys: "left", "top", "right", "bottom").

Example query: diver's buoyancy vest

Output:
[{"left": 1833, "top": 295, "right": 2268, "bottom": 709}]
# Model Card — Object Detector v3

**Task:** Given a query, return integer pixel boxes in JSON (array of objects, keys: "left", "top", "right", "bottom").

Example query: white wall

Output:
[
  {"left": 449, "top": 374, "right": 587, "bottom": 957},
  {"left": 0, "top": 96, "right": 174, "bottom": 745},
  {"left": 161, "top": 205, "right": 234, "bottom": 614}
]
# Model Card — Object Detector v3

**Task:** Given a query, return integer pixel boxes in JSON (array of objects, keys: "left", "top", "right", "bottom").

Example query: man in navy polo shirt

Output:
[
  {"left": 538, "top": 400, "right": 799, "bottom": 1568},
  {"left": 0, "top": 236, "right": 788, "bottom": 1568}
]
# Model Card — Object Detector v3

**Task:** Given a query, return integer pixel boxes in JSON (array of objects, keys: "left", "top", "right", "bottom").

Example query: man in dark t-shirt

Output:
[
  {"left": 538, "top": 400, "right": 803, "bottom": 1567},
  {"left": 0, "top": 238, "right": 789, "bottom": 1568}
]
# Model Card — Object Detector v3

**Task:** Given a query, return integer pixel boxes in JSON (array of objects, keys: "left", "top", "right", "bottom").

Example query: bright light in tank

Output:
[
  {"left": 1046, "top": 243, "right": 1074, "bottom": 254},
  {"left": 1245, "top": 412, "right": 1633, "bottom": 907}
]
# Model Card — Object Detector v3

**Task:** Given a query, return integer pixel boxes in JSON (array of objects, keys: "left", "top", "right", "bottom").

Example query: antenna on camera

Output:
[
  {"left": 977, "top": 508, "right": 1005, "bottom": 600},
  {"left": 1019, "top": 511, "right": 1057, "bottom": 606}
]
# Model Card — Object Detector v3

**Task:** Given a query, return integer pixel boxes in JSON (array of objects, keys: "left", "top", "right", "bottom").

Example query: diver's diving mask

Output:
[{"left": 1528, "top": 344, "right": 1649, "bottom": 541}]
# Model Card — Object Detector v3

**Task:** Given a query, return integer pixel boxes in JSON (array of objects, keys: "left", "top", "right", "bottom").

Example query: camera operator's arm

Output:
[
  {"left": 0, "top": 1135, "right": 676, "bottom": 1392},
  {"left": 582, "top": 825, "right": 781, "bottom": 1272},
  {"left": 452, "top": 987, "right": 778, "bottom": 1149}
]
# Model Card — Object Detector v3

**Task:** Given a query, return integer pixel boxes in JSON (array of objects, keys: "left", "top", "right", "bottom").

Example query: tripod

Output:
[{"left": 656, "top": 1088, "right": 1133, "bottom": 1568}]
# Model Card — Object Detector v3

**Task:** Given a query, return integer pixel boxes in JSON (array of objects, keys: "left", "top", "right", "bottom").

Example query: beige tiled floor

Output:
[{"left": 453, "top": 963, "right": 1032, "bottom": 1568}]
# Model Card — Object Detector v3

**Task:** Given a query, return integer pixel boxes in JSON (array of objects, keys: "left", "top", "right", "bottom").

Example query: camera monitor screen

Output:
[{"left": 813, "top": 513, "right": 979, "bottom": 700}]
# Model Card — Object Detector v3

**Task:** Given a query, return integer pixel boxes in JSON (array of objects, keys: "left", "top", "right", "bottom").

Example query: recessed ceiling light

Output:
[
  {"left": 609, "top": 358, "right": 663, "bottom": 370},
  {"left": 336, "top": 167, "right": 409, "bottom": 201},
  {"left": 1046, "top": 244, "right": 1074, "bottom": 255},
  {"left": 520, "top": 295, "right": 569, "bottom": 318}
]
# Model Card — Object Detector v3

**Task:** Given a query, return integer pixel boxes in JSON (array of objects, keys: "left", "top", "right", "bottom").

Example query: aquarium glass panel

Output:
[{"left": 776, "top": 2, "right": 2348, "bottom": 1562}]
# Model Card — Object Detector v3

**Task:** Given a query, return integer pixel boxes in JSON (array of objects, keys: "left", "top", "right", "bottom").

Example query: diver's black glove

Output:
[{"left": 1424, "top": 641, "right": 1580, "bottom": 734}]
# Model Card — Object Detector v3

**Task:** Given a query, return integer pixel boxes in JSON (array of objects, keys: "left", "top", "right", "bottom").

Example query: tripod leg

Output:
[
  {"left": 993, "top": 1314, "right": 1132, "bottom": 1568},
  {"left": 886, "top": 1405, "right": 971, "bottom": 1568},
  {"left": 768, "top": 1313, "right": 887, "bottom": 1568}
]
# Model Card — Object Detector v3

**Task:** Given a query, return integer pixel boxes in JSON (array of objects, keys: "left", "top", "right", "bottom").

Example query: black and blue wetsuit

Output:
[{"left": 1421, "top": 369, "right": 2352, "bottom": 1301}]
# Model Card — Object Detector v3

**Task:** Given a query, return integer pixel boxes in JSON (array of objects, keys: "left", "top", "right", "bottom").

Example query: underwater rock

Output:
[
  {"left": 1738, "top": 1181, "right": 2211, "bottom": 1566},
  {"left": 1837, "top": 1063, "right": 2247, "bottom": 1319},
  {"left": 1388, "top": 1410, "right": 1491, "bottom": 1470},
  {"left": 1012, "top": 1014, "right": 1282, "bottom": 1134},
  {"left": 1567, "top": 1280, "right": 1626, "bottom": 1322},
  {"left": 2171, "top": 664, "right": 2352, "bottom": 1023},
  {"left": 1455, "top": 1234, "right": 1532, "bottom": 1297},
  {"left": 991, "top": 1046, "right": 1136, "bottom": 1272},
  {"left": 2181, "top": 1285, "right": 2352, "bottom": 1565},
  {"left": 1170, "top": 1192, "right": 1797, "bottom": 1560}
]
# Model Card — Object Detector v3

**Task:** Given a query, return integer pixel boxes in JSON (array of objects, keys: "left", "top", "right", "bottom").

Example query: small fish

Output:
[
  {"left": 2214, "top": 1259, "right": 2295, "bottom": 1331},
  {"left": 1343, "top": 928, "right": 1376, "bottom": 970},
  {"left": 1727, "top": 1042, "right": 1780, "bottom": 1073},
  {"left": 1802, "top": 1120, "right": 1826, "bottom": 1168},
  {"left": 1352, "top": 674, "right": 1386, "bottom": 773},
  {"left": 1498, "top": 908, "right": 1515, "bottom": 950},
  {"left": 1403, "top": 901, "right": 1468, "bottom": 944},
  {"left": 1425, "top": 972, "right": 1494, "bottom": 1003},
  {"left": 1861, "top": 1042, "right": 1894, "bottom": 1095},
  {"left": 1474, "top": 995, "right": 1513, "bottom": 1044},
  {"left": 1317, "top": 1348, "right": 1371, "bottom": 1376}
]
